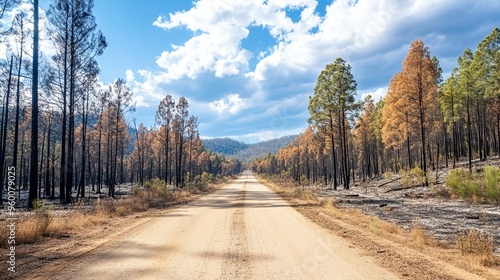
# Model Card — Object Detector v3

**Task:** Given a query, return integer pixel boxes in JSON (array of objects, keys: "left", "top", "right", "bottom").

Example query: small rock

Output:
[{"left": 377, "top": 249, "right": 386, "bottom": 253}]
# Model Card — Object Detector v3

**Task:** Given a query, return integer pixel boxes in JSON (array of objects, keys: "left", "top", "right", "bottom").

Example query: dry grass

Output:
[
  {"left": 0, "top": 200, "right": 145, "bottom": 247},
  {"left": 16, "top": 213, "right": 51, "bottom": 243},
  {"left": 262, "top": 178, "right": 318, "bottom": 202},
  {"left": 409, "top": 220, "right": 445, "bottom": 249},
  {"left": 293, "top": 187, "right": 317, "bottom": 200},
  {"left": 317, "top": 201, "right": 408, "bottom": 244},
  {"left": 457, "top": 229, "right": 496, "bottom": 266},
  {"left": 319, "top": 197, "right": 336, "bottom": 210},
  {"left": 44, "top": 210, "right": 109, "bottom": 237},
  {"left": 96, "top": 196, "right": 150, "bottom": 217},
  {"left": 0, "top": 209, "right": 111, "bottom": 247}
]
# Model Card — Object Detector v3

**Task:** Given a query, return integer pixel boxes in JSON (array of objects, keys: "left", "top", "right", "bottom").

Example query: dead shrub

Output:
[
  {"left": 293, "top": 187, "right": 316, "bottom": 200},
  {"left": 432, "top": 185, "right": 452, "bottom": 198},
  {"left": 16, "top": 213, "right": 51, "bottom": 244},
  {"left": 44, "top": 214, "right": 67, "bottom": 237},
  {"left": 368, "top": 216, "right": 381, "bottom": 235},
  {"left": 96, "top": 198, "right": 116, "bottom": 216},
  {"left": 0, "top": 220, "right": 9, "bottom": 247},
  {"left": 456, "top": 229, "right": 495, "bottom": 266},
  {"left": 115, "top": 205, "right": 132, "bottom": 216},
  {"left": 320, "top": 197, "right": 336, "bottom": 209}
]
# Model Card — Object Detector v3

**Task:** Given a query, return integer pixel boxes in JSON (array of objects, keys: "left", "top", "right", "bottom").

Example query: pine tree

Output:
[{"left": 309, "top": 58, "right": 358, "bottom": 189}]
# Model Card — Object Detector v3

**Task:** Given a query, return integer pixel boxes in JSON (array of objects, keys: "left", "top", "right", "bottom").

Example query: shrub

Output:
[
  {"left": 115, "top": 205, "right": 132, "bottom": 216},
  {"left": 446, "top": 165, "right": 500, "bottom": 204},
  {"left": 320, "top": 197, "right": 336, "bottom": 209},
  {"left": 131, "top": 184, "right": 141, "bottom": 195},
  {"left": 412, "top": 166, "right": 426, "bottom": 186},
  {"left": 135, "top": 179, "right": 173, "bottom": 199},
  {"left": 300, "top": 175, "right": 310, "bottom": 187},
  {"left": 484, "top": 166, "right": 500, "bottom": 205},
  {"left": 383, "top": 171, "right": 394, "bottom": 179},
  {"left": 445, "top": 168, "right": 481, "bottom": 199},
  {"left": 293, "top": 187, "right": 316, "bottom": 200},
  {"left": 401, "top": 169, "right": 412, "bottom": 186},
  {"left": 431, "top": 185, "right": 451, "bottom": 198},
  {"left": 456, "top": 229, "right": 495, "bottom": 266},
  {"left": 401, "top": 166, "right": 427, "bottom": 186},
  {"left": 96, "top": 198, "right": 116, "bottom": 216},
  {"left": 189, "top": 172, "right": 213, "bottom": 191}
]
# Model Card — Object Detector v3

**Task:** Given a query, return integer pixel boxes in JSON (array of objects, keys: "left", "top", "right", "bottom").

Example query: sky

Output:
[{"left": 4, "top": 0, "right": 500, "bottom": 143}]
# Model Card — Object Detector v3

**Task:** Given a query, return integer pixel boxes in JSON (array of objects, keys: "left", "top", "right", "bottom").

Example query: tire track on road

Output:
[{"left": 221, "top": 182, "right": 250, "bottom": 279}]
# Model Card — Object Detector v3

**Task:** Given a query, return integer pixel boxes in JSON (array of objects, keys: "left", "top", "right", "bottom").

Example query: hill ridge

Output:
[{"left": 202, "top": 135, "right": 298, "bottom": 161}]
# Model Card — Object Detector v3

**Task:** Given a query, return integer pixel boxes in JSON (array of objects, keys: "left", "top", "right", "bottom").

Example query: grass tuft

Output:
[{"left": 456, "top": 229, "right": 495, "bottom": 266}]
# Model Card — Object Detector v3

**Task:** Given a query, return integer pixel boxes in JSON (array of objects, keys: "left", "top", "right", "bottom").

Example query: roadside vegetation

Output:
[{"left": 257, "top": 174, "right": 500, "bottom": 279}]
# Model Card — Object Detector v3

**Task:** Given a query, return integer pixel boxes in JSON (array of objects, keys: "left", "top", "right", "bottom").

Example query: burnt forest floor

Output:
[{"left": 315, "top": 157, "right": 500, "bottom": 255}]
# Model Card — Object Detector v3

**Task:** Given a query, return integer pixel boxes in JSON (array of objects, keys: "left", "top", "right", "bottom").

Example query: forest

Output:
[
  {"left": 202, "top": 135, "right": 297, "bottom": 161},
  {"left": 252, "top": 28, "right": 500, "bottom": 195},
  {"left": 1, "top": 0, "right": 499, "bottom": 209},
  {"left": 0, "top": 0, "right": 242, "bottom": 209}
]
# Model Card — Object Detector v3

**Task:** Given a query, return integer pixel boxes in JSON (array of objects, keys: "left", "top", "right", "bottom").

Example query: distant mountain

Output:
[
  {"left": 202, "top": 138, "right": 249, "bottom": 155},
  {"left": 203, "top": 135, "right": 298, "bottom": 161}
]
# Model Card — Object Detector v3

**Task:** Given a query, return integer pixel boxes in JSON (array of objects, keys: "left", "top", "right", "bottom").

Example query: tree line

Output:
[
  {"left": 252, "top": 28, "right": 500, "bottom": 189},
  {"left": 128, "top": 94, "right": 243, "bottom": 190},
  {"left": 0, "top": 0, "right": 242, "bottom": 208}
]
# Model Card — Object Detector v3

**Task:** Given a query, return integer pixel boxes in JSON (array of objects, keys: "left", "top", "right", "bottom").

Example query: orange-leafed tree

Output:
[{"left": 382, "top": 40, "right": 439, "bottom": 184}]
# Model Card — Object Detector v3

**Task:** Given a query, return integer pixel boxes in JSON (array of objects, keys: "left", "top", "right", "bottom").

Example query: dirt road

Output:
[{"left": 46, "top": 172, "right": 398, "bottom": 280}]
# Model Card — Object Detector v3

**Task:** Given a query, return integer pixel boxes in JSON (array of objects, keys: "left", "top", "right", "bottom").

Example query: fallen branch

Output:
[
  {"left": 385, "top": 185, "right": 416, "bottom": 193},
  {"left": 376, "top": 177, "right": 401, "bottom": 188}
]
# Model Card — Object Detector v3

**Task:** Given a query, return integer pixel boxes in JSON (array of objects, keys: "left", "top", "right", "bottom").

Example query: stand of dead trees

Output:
[
  {"left": 128, "top": 94, "right": 243, "bottom": 190},
  {"left": 253, "top": 30, "right": 500, "bottom": 189},
  {"left": 0, "top": 1, "right": 242, "bottom": 208}
]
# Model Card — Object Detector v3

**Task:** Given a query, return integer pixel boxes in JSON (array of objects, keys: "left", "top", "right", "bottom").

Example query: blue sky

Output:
[{"left": 5, "top": 1, "right": 500, "bottom": 143}]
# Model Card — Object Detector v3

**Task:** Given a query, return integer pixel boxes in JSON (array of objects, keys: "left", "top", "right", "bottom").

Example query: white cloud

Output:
[
  {"left": 152, "top": 0, "right": 318, "bottom": 81},
  {"left": 132, "top": 94, "right": 150, "bottom": 108},
  {"left": 209, "top": 94, "right": 247, "bottom": 115},
  {"left": 155, "top": 27, "right": 251, "bottom": 80},
  {"left": 226, "top": 127, "right": 304, "bottom": 144},
  {"left": 248, "top": 0, "right": 410, "bottom": 82},
  {"left": 131, "top": 0, "right": 500, "bottom": 138},
  {"left": 125, "top": 69, "right": 135, "bottom": 82},
  {"left": 360, "top": 88, "right": 387, "bottom": 102}
]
